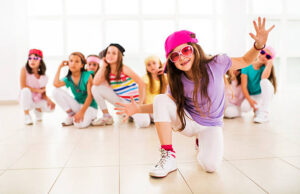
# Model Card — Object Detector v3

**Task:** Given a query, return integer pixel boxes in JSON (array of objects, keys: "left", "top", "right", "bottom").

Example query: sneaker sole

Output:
[
  {"left": 149, "top": 168, "right": 177, "bottom": 178},
  {"left": 253, "top": 119, "right": 269, "bottom": 124},
  {"left": 62, "top": 123, "right": 73, "bottom": 127},
  {"left": 91, "top": 122, "right": 114, "bottom": 126}
]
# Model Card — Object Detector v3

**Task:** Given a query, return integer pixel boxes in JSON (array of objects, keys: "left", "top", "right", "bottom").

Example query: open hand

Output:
[
  {"left": 249, "top": 98, "right": 258, "bottom": 111},
  {"left": 74, "top": 111, "right": 84, "bottom": 123},
  {"left": 47, "top": 99, "right": 56, "bottom": 110},
  {"left": 249, "top": 17, "right": 275, "bottom": 49},
  {"left": 60, "top": 60, "right": 69, "bottom": 68},
  {"left": 114, "top": 96, "right": 139, "bottom": 122}
]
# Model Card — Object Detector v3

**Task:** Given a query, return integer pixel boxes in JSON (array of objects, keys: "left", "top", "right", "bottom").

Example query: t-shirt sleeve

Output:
[
  {"left": 220, "top": 54, "right": 232, "bottom": 75},
  {"left": 211, "top": 54, "right": 232, "bottom": 76},
  {"left": 84, "top": 71, "right": 93, "bottom": 85},
  {"left": 241, "top": 66, "right": 248, "bottom": 75},
  {"left": 62, "top": 77, "right": 70, "bottom": 88}
]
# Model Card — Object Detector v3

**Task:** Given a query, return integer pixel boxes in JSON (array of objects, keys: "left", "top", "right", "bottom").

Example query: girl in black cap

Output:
[{"left": 92, "top": 43, "right": 151, "bottom": 127}]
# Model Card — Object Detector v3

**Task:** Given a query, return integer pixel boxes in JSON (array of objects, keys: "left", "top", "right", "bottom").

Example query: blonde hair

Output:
[{"left": 144, "top": 55, "right": 167, "bottom": 94}]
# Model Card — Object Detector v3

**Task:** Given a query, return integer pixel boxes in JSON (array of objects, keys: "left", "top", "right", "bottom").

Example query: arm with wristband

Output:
[{"left": 231, "top": 17, "right": 275, "bottom": 70}]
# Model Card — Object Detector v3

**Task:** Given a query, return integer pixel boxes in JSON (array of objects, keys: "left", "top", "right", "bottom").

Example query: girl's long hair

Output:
[
  {"left": 268, "top": 66, "right": 277, "bottom": 93},
  {"left": 145, "top": 55, "right": 168, "bottom": 94},
  {"left": 226, "top": 69, "right": 241, "bottom": 85},
  {"left": 167, "top": 43, "right": 217, "bottom": 131},
  {"left": 66, "top": 52, "right": 86, "bottom": 80},
  {"left": 104, "top": 48, "right": 124, "bottom": 84},
  {"left": 25, "top": 54, "right": 46, "bottom": 75}
]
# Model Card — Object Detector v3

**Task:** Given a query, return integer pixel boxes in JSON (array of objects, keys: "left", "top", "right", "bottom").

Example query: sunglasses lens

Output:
[
  {"left": 182, "top": 46, "right": 193, "bottom": 57},
  {"left": 170, "top": 52, "right": 179, "bottom": 62},
  {"left": 266, "top": 55, "right": 272, "bottom": 60},
  {"left": 260, "top": 50, "right": 265, "bottom": 55}
]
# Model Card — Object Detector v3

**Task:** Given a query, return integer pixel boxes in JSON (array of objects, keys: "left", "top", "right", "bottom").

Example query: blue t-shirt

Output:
[
  {"left": 241, "top": 64, "right": 265, "bottom": 95},
  {"left": 62, "top": 71, "right": 97, "bottom": 109}
]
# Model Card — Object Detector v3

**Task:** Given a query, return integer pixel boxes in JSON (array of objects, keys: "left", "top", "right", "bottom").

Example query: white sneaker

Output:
[
  {"left": 34, "top": 109, "right": 43, "bottom": 121},
  {"left": 254, "top": 111, "right": 269, "bottom": 123},
  {"left": 62, "top": 116, "right": 73, "bottom": 126},
  {"left": 149, "top": 149, "right": 177, "bottom": 178},
  {"left": 24, "top": 114, "right": 33, "bottom": 125},
  {"left": 92, "top": 116, "right": 114, "bottom": 126}
]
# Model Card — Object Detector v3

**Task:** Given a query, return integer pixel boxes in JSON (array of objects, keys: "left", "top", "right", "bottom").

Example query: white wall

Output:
[
  {"left": 1, "top": 0, "right": 299, "bottom": 101},
  {"left": 0, "top": 0, "right": 28, "bottom": 101}
]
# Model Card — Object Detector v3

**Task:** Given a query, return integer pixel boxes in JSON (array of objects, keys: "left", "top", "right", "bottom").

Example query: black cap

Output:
[{"left": 109, "top": 43, "right": 125, "bottom": 55}]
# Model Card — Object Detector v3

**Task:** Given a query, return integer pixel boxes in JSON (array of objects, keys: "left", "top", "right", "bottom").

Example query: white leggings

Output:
[
  {"left": 241, "top": 79, "right": 274, "bottom": 113},
  {"left": 153, "top": 94, "right": 223, "bottom": 173},
  {"left": 224, "top": 103, "right": 241, "bottom": 118},
  {"left": 20, "top": 88, "right": 53, "bottom": 112},
  {"left": 91, "top": 85, "right": 151, "bottom": 128},
  {"left": 52, "top": 88, "right": 97, "bottom": 129}
]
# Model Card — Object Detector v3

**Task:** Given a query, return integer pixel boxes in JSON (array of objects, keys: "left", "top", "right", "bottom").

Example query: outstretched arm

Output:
[
  {"left": 231, "top": 17, "right": 275, "bottom": 70},
  {"left": 114, "top": 96, "right": 153, "bottom": 122}
]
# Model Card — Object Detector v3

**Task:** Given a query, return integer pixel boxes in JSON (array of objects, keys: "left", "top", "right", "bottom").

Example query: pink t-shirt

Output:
[
  {"left": 226, "top": 80, "right": 244, "bottom": 106},
  {"left": 25, "top": 69, "right": 48, "bottom": 103}
]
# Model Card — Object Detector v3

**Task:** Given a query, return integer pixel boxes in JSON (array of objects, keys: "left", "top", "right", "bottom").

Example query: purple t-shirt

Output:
[{"left": 169, "top": 54, "right": 232, "bottom": 126}]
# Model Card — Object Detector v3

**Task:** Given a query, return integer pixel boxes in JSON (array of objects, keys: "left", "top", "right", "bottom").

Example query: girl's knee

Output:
[
  {"left": 52, "top": 88, "right": 63, "bottom": 98},
  {"left": 153, "top": 94, "right": 173, "bottom": 109},
  {"left": 133, "top": 114, "right": 151, "bottom": 128},
  {"left": 260, "top": 79, "right": 274, "bottom": 93},
  {"left": 241, "top": 99, "right": 250, "bottom": 112},
  {"left": 197, "top": 157, "right": 221, "bottom": 173},
  {"left": 91, "top": 85, "right": 107, "bottom": 96},
  {"left": 20, "top": 87, "right": 31, "bottom": 95},
  {"left": 224, "top": 106, "right": 240, "bottom": 118}
]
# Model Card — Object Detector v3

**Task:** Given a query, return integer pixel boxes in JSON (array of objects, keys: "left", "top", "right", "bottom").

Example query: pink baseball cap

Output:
[
  {"left": 265, "top": 46, "right": 276, "bottom": 58},
  {"left": 164, "top": 30, "right": 198, "bottom": 58}
]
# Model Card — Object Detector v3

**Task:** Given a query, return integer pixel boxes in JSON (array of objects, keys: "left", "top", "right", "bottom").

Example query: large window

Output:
[
  {"left": 247, "top": 0, "right": 300, "bottom": 89},
  {"left": 27, "top": 0, "right": 300, "bottom": 93}
]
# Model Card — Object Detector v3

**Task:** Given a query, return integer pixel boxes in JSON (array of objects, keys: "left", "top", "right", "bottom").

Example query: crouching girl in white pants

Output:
[
  {"left": 53, "top": 52, "right": 97, "bottom": 129},
  {"left": 114, "top": 19, "right": 275, "bottom": 177}
]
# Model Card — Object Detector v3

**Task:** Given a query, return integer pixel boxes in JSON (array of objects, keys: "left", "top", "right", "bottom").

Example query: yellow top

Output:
[{"left": 142, "top": 74, "right": 167, "bottom": 104}]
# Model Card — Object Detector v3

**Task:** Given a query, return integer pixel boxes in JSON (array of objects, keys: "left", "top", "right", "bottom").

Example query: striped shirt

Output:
[{"left": 109, "top": 72, "right": 139, "bottom": 102}]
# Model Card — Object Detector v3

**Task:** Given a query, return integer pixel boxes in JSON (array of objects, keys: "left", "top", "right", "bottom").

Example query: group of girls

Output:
[
  {"left": 19, "top": 17, "right": 275, "bottom": 178},
  {"left": 20, "top": 44, "right": 168, "bottom": 128}
]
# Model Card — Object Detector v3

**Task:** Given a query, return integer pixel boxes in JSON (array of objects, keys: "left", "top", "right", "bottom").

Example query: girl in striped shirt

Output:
[{"left": 92, "top": 43, "right": 150, "bottom": 127}]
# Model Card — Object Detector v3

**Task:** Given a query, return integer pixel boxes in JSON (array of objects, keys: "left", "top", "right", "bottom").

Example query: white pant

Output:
[
  {"left": 153, "top": 94, "right": 224, "bottom": 172},
  {"left": 224, "top": 103, "right": 241, "bottom": 118},
  {"left": 52, "top": 88, "right": 97, "bottom": 129},
  {"left": 241, "top": 79, "right": 274, "bottom": 113},
  {"left": 92, "top": 85, "right": 151, "bottom": 128},
  {"left": 20, "top": 88, "right": 53, "bottom": 112}
]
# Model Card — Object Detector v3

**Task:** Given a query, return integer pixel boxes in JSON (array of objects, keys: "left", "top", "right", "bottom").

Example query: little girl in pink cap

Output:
[
  {"left": 240, "top": 46, "right": 277, "bottom": 123},
  {"left": 19, "top": 49, "right": 55, "bottom": 125},
  {"left": 115, "top": 17, "right": 275, "bottom": 178}
]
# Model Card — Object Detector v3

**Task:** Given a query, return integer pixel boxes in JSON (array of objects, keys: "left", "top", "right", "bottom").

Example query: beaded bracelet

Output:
[{"left": 253, "top": 42, "right": 265, "bottom": 50}]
